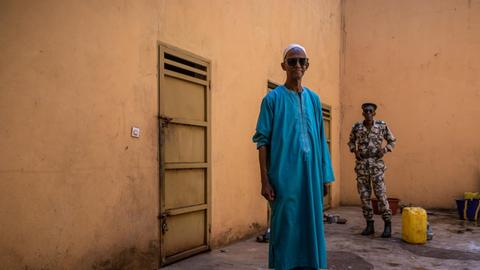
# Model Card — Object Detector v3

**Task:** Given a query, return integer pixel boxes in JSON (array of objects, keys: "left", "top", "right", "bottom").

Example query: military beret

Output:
[{"left": 361, "top": 103, "right": 377, "bottom": 111}]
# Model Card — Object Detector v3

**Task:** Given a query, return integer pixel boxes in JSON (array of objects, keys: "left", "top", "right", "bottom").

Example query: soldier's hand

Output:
[
  {"left": 261, "top": 181, "right": 276, "bottom": 201},
  {"left": 354, "top": 151, "right": 362, "bottom": 161},
  {"left": 377, "top": 147, "right": 385, "bottom": 158}
]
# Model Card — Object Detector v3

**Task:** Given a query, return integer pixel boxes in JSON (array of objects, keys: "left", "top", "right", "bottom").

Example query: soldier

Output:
[{"left": 348, "top": 103, "right": 396, "bottom": 238}]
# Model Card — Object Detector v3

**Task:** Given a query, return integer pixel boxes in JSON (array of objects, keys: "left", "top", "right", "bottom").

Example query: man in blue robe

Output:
[{"left": 253, "top": 44, "right": 335, "bottom": 270}]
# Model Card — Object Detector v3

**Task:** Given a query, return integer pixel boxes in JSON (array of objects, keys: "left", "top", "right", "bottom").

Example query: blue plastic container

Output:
[{"left": 456, "top": 199, "right": 480, "bottom": 221}]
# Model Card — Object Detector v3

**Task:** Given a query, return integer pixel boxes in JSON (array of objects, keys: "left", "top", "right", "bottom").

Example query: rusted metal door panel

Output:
[
  {"left": 161, "top": 76, "right": 206, "bottom": 121},
  {"left": 158, "top": 43, "right": 211, "bottom": 267},
  {"left": 322, "top": 104, "right": 332, "bottom": 210},
  {"left": 323, "top": 119, "right": 331, "bottom": 141},
  {"left": 164, "top": 210, "right": 206, "bottom": 256},
  {"left": 164, "top": 124, "right": 206, "bottom": 163},
  {"left": 164, "top": 169, "right": 206, "bottom": 209}
]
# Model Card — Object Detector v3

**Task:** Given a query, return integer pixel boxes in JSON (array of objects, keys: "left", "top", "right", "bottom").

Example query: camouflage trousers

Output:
[{"left": 355, "top": 159, "right": 392, "bottom": 222}]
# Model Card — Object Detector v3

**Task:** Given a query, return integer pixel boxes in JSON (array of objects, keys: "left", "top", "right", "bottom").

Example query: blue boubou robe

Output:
[{"left": 253, "top": 85, "right": 335, "bottom": 270}]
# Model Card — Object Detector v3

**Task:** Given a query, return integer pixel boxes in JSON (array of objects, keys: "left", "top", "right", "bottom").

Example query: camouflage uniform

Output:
[{"left": 348, "top": 120, "right": 396, "bottom": 222}]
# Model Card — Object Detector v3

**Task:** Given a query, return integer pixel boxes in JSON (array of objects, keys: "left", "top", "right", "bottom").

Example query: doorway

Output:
[{"left": 158, "top": 43, "right": 211, "bottom": 266}]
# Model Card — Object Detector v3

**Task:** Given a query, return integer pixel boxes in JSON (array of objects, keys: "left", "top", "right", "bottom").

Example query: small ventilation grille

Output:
[
  {"left": 322, "top": 107, "right": 331, "bottom": 118},
  {"left": 268, "top": 81, "right": 279, "bottom": 90},
  {"left": 164, "top": 53, "right": 207, "bottom": 81}
]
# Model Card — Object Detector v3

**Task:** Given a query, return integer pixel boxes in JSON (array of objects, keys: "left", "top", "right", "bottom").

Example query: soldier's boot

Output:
[
  {"left": 381, "top": 221, "right": 391, "bottom": 238},
  {"left": 361, "top": 220, "right": 375, "bottom": 235}
]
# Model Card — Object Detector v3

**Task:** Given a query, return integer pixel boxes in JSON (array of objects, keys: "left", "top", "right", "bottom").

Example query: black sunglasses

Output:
[
  {"left": 363, "top": 108, "right": 375, "bottom": 113},
  {"left": 285, "top": 57, "right": 309, "bottom": 67}
]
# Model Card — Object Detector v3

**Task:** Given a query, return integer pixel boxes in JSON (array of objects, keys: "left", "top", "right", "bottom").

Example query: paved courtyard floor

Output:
[{"left": 163, "top": 206, "right": 480, "bottom": 270}]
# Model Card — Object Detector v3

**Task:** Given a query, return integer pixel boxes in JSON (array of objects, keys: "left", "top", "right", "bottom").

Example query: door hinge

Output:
[
  {"left": 159, "top": 212, "right": 170, "bottom": 234},
  {"left": 162, "top": 220, "right": 169, "bottom": 234}
]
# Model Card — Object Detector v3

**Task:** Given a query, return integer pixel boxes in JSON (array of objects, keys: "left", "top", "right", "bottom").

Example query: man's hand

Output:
[
  {"left": 261, "top": 180, "right": 276, "bottom": 201},
  {"left": 258, "top": 146, "right": 275, "bottom": 201}
]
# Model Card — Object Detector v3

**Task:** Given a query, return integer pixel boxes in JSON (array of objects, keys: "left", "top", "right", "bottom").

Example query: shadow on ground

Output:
[{"left": 327, "top": 251, "right": 373, "bottom": 270}]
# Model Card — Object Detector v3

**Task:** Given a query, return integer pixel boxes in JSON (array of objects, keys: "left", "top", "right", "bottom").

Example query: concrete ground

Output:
[{"left": 163, "top": 207, "right": 480, "bottom": 270}]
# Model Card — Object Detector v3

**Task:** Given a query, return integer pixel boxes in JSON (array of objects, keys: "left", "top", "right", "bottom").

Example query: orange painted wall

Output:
[
  {"left": 340, "top": 0, "right": 480, "bottom": 208},
  {"left": 0, "top": 1, "right": 342, "bottom": 268},
  {"left": 156, "top": 0, "right": 342, "bottom": 247},
  {"left": 0, "top": 1, "right": 161, "bottom": 269}
]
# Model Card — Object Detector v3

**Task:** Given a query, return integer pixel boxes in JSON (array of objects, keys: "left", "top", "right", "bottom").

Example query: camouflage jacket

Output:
[{"left": 348, "top": 120, "right": 396, "bottom": 160}]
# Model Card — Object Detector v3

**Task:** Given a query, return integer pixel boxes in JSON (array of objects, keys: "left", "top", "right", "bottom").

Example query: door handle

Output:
[{"left": 159, "top": 115, "right": 173, "bottom": 128}]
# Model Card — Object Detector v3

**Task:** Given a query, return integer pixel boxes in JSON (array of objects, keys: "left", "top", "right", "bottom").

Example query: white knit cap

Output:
[{"left": 283, "top": 44, "right": 307, "bottom": 59}]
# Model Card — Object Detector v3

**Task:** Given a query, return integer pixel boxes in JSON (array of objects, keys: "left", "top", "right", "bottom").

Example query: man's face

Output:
[
  {"left": 362, "top": 105, "right": 376, "bottom": 121},
  {"left": 281, "top": 48, "right": 309, "bottom": 80}
]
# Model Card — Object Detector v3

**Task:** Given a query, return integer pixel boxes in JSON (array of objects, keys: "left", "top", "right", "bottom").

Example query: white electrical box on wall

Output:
[{"left": 131, "top": 127, "right": 140, "bottom": 138}]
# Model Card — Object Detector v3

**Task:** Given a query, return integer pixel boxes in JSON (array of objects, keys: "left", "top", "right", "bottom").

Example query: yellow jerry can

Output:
[{"left": 402, "top": 207, "right": 427, "bottom": 244}]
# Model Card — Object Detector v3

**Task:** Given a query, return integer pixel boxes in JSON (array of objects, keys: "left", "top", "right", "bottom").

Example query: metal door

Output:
[
  {"left": 158, "top": 43, "right": 211, "bottom": 266},
  {"left": 322, "top": 104, "right": 332, "bottom": 210}
]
